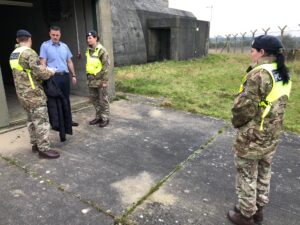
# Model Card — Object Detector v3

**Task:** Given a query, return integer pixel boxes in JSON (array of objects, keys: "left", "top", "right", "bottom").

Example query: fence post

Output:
[
  {"left": 262, "top": 27, "right": 270, "bottom": 35},
  {"left": 240, "top": 32, "right": 247, "bottom": 53},
  {"left": 233, "top": 34, "right": 238, "bottom": 53},
  {"left": 278, "top": 25, "right": 287, "bottom": 42},
  {"left": 226, "top": 34, "right": 231, "bottom": 53},
  {"left": 250, "top": 29, "right": 257, "bottom": 46}
]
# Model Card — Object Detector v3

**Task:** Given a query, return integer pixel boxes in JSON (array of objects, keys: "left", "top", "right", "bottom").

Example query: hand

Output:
[
  {"left": 100, "top": 81, "right": 108, "bottom": 88},
  {"left": 72, "top": 76, "right": 77, "bottom": 86},
  {"left": 46, "top": 67, "right": 57, "bottom": 76}
]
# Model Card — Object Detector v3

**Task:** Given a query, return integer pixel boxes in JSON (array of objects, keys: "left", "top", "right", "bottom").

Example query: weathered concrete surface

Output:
[
  {"left": 0, "top": 97, "right": 299, "bottom": 225},
  {"left": 130, "top": 130, "right": 300, "bottom": 225},
  {"left": 0, "top": 160, "right": 112, "bottom": 225}
]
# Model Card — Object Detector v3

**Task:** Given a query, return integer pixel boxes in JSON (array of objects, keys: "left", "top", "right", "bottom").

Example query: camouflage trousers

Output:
[
  {"left": 234, "top": 151, "right": 275, "bottom": 218},
  {"left": 26, "top": 105, "right": 50, "bottom": 152},
  {"left": 89, "top": 87, "right": 110, "bottom": 121}
]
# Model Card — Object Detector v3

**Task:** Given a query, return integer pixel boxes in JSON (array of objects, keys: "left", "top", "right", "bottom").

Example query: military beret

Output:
[
  {"left": 251, "top": 35, "right": 283, "bottom": 51},
  {"left": 16, "top": 29, "right": 32, "bottom": 38},
  {"left": 86, "top": 30, "right": 98, "bottom": 38}
]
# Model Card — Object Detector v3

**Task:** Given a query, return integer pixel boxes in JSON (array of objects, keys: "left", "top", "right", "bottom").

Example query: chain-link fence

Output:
[{"left": 209, "top": 27, "right": 300, "bottom": 61}]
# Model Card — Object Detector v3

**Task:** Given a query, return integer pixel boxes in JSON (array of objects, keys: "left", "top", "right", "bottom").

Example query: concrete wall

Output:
[
  {"left": 132, "top": 0, "right": 170, "bottom": 11},
  {"left": 110, "top": 0, "right": 209, "bottom": 66},
  {"left": 0, "top": 67, "right": 9, "bottom": 127},
  {"left": 110, "top": 0, "right": 147, "bottom": 66},
  {"left": 96, "top": 0, "right": 115, "bottom": 97}
]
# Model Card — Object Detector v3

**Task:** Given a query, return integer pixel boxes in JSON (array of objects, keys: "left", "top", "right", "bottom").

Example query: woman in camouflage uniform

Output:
[{"left": 228, "top": 35, "right": 292, "bottom": 225}]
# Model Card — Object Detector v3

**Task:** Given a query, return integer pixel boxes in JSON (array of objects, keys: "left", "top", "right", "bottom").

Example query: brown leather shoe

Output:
[
  {"left": 38, "top": 149, "right": 60, "bottom": 159},
  {"left": 89, "top": 118, "right": 101, "bottom": 125},
  {"left": 32, "top": 144, "right": 38, "bottom": 152},
  {"left": 234, "top": 204, "right": 263, "bottom": 223},
  {"left": 227, "top": 210, "right": 255, "bottom": 225},
  {"left": 99, "top": 119, "right": 109, "bottom": 127}
]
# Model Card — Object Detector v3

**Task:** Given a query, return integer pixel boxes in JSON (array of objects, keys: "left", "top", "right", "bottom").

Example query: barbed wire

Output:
[{"left": 209, "top": 27, "right": 300, "bottom": 55}]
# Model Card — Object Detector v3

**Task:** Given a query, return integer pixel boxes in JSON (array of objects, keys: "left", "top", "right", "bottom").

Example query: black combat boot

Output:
[
  {"left": 234, "top": 204, "right": 263, "bottom": 223},
  {"left": 32, "top": 144, "right": 38, "bottom": 152},
  {"left": 99, "top": 119, "right": 109, "bottom": 127},
  {"left": 227, "top": 210, "right": 255, "bottom": 225},
  {"left": 89, "top": 118, "right": 101, "bottom": 125},
  {"left": 254, "top": 205, "right": 263, "bottom": 223}
]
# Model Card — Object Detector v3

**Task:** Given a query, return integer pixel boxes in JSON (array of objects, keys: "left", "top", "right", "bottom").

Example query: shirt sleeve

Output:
[
  {"left": 95, "top": 47, "right": 110, "bottom": 81},
  {"left": 26, "top": 50, "right": 52, "bottom": 81},
  {"left": 66, "top": 45, "right": 73, "bottom": 60},
  {"left": 231, "top": 71, "right": 262, "bottom": 128},
  {"left": 39, "top": 43, "right": 47, "bottom": 59}
]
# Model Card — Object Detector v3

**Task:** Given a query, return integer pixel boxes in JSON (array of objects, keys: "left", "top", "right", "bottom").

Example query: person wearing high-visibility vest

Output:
[
  {"left": 228, "top": 35, "right": 292, "bottom": 225},
  {"left": 9, "top": 29, "right": 60, "bottom": 159},
  {"left": 85, "top": 30, "right": 110, "bottom": 127}
]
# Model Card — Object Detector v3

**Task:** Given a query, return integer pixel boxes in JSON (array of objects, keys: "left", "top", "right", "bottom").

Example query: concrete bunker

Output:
[{"left": 0, "top": 0, "right": 114, "bottom": 128}]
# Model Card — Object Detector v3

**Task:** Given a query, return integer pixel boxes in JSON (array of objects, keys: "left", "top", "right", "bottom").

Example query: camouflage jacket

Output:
[
  {"left": 231, "top": 58, "right": 289, "bottom": 159},
  {"left": 86, "top": 43, "right": 110, "bottom": 88},
  {"left": 10, "top": 44, "right": 52, "bottom": 110}
]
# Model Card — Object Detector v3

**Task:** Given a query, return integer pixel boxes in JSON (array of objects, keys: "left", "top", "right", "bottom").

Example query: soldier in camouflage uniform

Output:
[
  {"left": 228, "top": 35, "right": 292, "bottom": 225},
  {"left": 85, "top": 30, "right": 110, "bottom": 127},
  {"left": 9, "top": 29, "right": 60, "bottom": 159}
]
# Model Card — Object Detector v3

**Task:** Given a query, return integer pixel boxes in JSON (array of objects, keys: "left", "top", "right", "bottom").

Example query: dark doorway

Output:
[
  {"left": 148, "top": 28, "right": 170, "bottom": 62},
  {"left": 0, "top": 3, "right": 37, "bottom": 121},
  {"left": 0, "top": 4, "right": 35, "bottom": 86}
]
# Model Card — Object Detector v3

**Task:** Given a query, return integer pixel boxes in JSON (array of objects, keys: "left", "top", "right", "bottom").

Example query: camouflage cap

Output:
[
  {"left": 16, "top": 29, "right": 32, "bottom": 38},
  {"left": 251, "top": 35, "right": 283, "bottom": 51}
]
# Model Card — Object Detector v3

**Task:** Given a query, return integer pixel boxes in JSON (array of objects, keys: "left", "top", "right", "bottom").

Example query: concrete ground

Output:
[{"left": 0, "top": 95, "right": 299, "bottom": 225}]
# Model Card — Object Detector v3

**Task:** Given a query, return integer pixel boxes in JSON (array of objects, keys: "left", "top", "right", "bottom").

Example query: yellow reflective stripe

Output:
[
  {"left": 25, "top": 70, "right": 35, "bottom": 90},
  {"left": 10, "top": 46, "right": 35, "bottom": 89},
  {"left": 259, "top": 104, "right": 271, "bottom": 131},
  {"left": 239, "top": 75, "right": 247, "bottom": 93}
]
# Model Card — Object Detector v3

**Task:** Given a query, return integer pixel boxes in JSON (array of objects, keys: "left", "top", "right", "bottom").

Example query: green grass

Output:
[{"left": 115, "top": 53, "right": 300, "bottom": 134}]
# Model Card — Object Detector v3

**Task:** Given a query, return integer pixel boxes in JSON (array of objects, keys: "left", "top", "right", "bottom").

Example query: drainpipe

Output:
[{"left": 73, "top": 0, "right": 81, "bottom": 59}]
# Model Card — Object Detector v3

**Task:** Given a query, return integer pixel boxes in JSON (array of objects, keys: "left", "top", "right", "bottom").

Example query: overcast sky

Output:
[{"left": 169, "top": 0, "right": 300, "bottom": 37}]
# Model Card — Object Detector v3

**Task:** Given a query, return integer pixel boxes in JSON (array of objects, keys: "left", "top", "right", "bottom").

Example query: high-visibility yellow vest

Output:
[
  {"left": 86, "top": 44, "right": 103, "bottom": 75},
  {"left": 239, "top": 63, "right": 292, "bottom": 130},
  {"left": 9, "top": 46, "right": 36, "bottom": 89}
]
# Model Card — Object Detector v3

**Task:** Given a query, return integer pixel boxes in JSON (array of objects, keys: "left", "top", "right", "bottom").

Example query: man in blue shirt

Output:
[{"left": 40, "top": 25, "right": 79, "bottom": 127}]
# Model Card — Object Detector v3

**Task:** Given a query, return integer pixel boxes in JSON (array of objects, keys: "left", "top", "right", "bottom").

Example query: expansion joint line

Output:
[
  {"left": 0, "top": 154, "right": 116, "bottom": 220},
  {"left": 120, "top": 123, "right": 231, "bottom": 221}
]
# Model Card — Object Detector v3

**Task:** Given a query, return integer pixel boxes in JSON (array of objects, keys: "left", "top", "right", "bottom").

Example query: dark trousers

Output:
[
  {"left": 52, "top": 73, "right": 70, "bottom": 105},
  {"left": 52, "top": 73, "right": 72, "bottom": 120}
]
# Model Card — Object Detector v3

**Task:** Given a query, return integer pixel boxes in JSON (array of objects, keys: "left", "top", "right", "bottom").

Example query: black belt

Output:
[{"left": 55, "top": 72, "right": 68, "bottom": 76}]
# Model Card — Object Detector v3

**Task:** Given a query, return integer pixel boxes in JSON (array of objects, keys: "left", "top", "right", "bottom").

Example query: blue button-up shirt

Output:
[{"left": 39, "top": 40, "right": 73, "bottom": 73}]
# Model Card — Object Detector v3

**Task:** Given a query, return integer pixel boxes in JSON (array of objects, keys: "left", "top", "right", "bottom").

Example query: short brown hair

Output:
[{"left": 17, "top": 36, "right": 30, "bottom": 43}]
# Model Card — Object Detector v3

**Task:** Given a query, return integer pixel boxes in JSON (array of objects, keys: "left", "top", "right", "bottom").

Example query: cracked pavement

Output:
[{"left": 0, "top": 96, "right": 299, "bottom": 225}]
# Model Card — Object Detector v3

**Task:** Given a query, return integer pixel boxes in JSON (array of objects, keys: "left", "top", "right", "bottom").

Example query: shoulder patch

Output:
[
  {"left": 271, "top": 70, "right": 283, "bottom": 82},
  {"left": 10, "top": 52, "right": 20, "bottom": 60}
]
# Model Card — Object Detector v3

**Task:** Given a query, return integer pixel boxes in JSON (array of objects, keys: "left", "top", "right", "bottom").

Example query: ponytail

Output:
[{"left": 276, "top": 52, "right": 290, "bottom": 84}]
